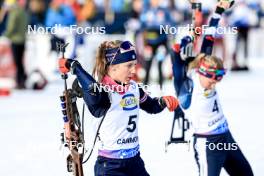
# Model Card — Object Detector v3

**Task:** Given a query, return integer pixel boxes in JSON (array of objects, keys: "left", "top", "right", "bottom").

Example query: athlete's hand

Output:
[
  {"left": 161, "top": 96, "right": 179, "bottom": 112},
  {"left": 217, "top": 0, "right": 235, "bottom": 10},
  {"left": 58, "top": 58, "right": 76, "bottom": 74}
]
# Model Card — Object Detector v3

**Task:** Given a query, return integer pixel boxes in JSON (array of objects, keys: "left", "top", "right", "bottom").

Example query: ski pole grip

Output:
[{"left": 191, "top": 2, "right": 202, "bottom": 11}]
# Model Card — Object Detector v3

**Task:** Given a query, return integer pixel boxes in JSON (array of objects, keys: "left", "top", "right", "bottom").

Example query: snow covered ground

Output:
[{"left": 0, "top": 57, "right": 264, "bottom": 176}]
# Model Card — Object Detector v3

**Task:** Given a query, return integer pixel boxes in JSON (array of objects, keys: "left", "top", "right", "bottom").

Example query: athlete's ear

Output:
[
  {"left": 108, "top": 65, "right": 117, "bottom": 72},
  {"left": 113, "top": 64, "right": 120, "bottom": 71}
]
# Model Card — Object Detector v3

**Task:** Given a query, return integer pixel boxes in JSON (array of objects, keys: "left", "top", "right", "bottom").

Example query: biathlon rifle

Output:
[
  {"left": 166, "top": 0, "right": 202, "bottom": 151},
  {"left": 57, "top": 42, "right": 85, "bottom": 176}
]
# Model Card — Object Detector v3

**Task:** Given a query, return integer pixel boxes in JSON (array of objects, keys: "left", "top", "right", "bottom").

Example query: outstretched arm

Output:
[
  {"left": 201, "top": 0, "right": 234, "bottom": 55},
  {"left": 170, "top": 36, "right": 193, "bottom": 96},
  {"left": 139, "top": 87, "right": 178, "bottom": 114},
  {"left": 139, "top": 88, "right": 164, "bottom": 114}
]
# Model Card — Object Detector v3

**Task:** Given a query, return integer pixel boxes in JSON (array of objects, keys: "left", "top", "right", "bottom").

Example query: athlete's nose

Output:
[{"left": 131, "top": 65, "right": 136, "bottom": 75}]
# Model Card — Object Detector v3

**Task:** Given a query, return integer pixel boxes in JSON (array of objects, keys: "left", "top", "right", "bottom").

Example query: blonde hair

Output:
[
  {"left": 92, "top": 40, "right": 122, "bottom": 82},
  {"left": 188, "top": 53, "right": 224, "bottom": 71}
]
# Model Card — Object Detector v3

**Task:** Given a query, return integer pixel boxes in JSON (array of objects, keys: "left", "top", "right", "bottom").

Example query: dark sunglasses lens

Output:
[
  {"left": 216, "top": 69, "right": 225, "bottom": 76},
  {"left": 206, "top": 73, "right": 214, "bottom": 78},
  {"left": 216, "top": 76, "right": 223, "bottom": 81},
  {"left": 120, "top": 41, "right": 132, "bottom": 50}
]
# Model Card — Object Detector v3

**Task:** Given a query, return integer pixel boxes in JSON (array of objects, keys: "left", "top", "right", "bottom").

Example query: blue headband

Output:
[{"left": 105, "top": 41, "right": 137, "bottom": 65}]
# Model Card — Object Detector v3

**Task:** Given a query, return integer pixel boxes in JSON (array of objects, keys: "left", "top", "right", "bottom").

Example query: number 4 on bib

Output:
[{"left": 212, "top": 100, "right": 219, "bottom": 113}]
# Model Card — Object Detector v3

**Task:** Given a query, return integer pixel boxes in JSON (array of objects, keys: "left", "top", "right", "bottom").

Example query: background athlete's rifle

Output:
[
  {"left": 165, "top": 107, "right": 190, "bottom": 151},
  {"left": 58, "top": 42, "right": 85, "bottom": 176},
  {"left": 166, "top": 0, "right": 202, "bottom": 151}
]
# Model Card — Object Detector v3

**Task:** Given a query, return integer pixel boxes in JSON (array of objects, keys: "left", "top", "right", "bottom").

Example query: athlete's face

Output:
[
  {"left": 199, "top": 74, "right": 219, "bottom": 90},
  {"left": 109, "top": 60, "right": 137, "bottom": 84},
  {"left": 150, "top": 0, "right": 160, "bottom": 7}
]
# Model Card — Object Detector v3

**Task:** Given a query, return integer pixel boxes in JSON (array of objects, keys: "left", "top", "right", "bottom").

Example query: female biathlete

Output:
[
  {"left": 171, "top": 0, "right": 254, "bottom": 176},
  {"left": 59, "top": 40, "right": 179, "bottom": 176}
]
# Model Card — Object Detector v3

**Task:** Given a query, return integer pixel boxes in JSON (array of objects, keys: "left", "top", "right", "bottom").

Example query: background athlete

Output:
[{"left": 170, "top": 0, "right": 254, "bottom": 175}]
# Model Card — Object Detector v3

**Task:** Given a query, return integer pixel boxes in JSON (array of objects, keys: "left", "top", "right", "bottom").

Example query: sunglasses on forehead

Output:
[
  {"left": 109, "top": 41, "right": 135, "bottom": 65},
  {"left": 119, "top": 41, "right": 135, "bottom": 51}
]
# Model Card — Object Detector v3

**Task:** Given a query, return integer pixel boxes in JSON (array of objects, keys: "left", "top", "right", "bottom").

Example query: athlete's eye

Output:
[{"left": 127, "top": 63, "right": 133, "bottom": 68}]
